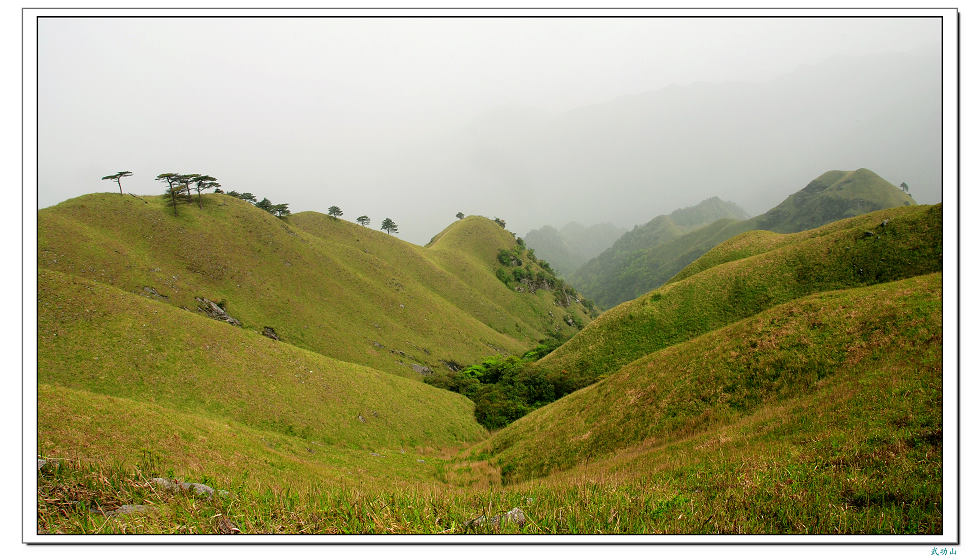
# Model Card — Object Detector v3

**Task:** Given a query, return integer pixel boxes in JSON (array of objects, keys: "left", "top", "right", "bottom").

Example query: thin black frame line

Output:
[
  {"left": 31, "top": 14, "right": 947, "bottom": 19},
  {"left": 19, "top": 6, "right": 963, "bottom": 11}
]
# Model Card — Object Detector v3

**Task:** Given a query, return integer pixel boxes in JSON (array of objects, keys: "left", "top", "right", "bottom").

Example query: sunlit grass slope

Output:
[
  {"left": 39, "top": 194, "right": 589, "bottom": 380},
  {"left": 38, "top": 268, "right": 487, "bottom": 455},
  {"left": 533, "top": 204, "right": 940, "bottom": 390},
  {"left": 473, "top": 273, "right": 942, "bottom": 489}
]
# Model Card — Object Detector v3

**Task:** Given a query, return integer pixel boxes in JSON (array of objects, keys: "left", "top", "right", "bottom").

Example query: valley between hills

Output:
[{"left": 35, "top": 169, "right": 942, "bottom": 536}]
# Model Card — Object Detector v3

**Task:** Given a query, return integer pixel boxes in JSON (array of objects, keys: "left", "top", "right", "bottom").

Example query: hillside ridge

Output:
[{"left": 569, "top": 168, "right": 916, "bottom": 308}]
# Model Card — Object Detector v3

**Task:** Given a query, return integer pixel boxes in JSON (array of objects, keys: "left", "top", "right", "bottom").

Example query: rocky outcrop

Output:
[
  {"left": 149, "top": 477, "right": 228, "bottom": 499},
  {"left": 195, "top": 297, "right": 241, "bottom": 327},
  {"left": 262, "top": 326, "right": 280, "bottom": 340}
]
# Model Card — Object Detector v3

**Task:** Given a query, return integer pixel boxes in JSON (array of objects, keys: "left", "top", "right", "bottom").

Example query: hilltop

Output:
[
  {"left": 39, "top": 194, "right": 593, "bottom": 381},
  {"left": 570, "top": 169, "right": 916, "bottom": 308}
]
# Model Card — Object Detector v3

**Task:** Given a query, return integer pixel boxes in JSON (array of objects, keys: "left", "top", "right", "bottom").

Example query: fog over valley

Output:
[{"left": 38, "top": 17, "right": 941, "bottom": 244}]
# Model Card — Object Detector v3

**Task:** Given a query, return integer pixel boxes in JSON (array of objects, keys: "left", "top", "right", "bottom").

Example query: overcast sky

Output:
[{"left": 37, "top": 15, "right": 942, "bottom": 244}]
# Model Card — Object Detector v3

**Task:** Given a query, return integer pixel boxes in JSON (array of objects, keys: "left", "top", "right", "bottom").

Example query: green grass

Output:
[
  {"left": 535, "top": 204, "right": 941, "bottom": 390},
  {"left": 35, "top": 193, "right": 944, "bottom": 536},
  {"left": 39, "top": 194, "right": 591, "bottom": 381},
  {"left": 38, "top": 268, "right": 487, "bottom": 453},
  {"left": 447, "top": 274, "right": 943, "bottom": 535},
  {"left": 670, "top": 203, "right": 930, "bottom": 283},
  {"left": 569, "top": 168, "right": 916, "bottom": 308}
]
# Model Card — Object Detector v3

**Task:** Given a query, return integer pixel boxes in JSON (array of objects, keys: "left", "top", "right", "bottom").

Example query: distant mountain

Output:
[
  {"left": 436, "top": 49, "right": 939, "bottom": 234},
  {"left": 568, "top": 197, "right": 748, "bottom": 307},
  {"left": 570, "top": 169, "right": 915, "bottom": 308},
  {"left": 523, "top": 222, "right": 626, "bottom": 276},
  {"left": 751, "top": 168, "right": 916, "bottom": 233}
]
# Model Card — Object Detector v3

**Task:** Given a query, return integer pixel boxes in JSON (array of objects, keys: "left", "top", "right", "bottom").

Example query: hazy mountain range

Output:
[
  {"left": 568, "top": 168, "right": 915, "bottom": 308},
  {"left": 409, "top": 48, "right": 939, "bottom": 241}
]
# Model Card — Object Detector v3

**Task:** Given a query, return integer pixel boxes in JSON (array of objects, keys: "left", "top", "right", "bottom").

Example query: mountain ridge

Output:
[{"left": 569, "top": 168, "right": 916, "bottom": 308}]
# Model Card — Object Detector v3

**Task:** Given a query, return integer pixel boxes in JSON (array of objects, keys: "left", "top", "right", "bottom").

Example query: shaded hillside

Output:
[
  {"left": 571, "top": 169, "right": 916, "bottom": 308},
  {"left": 38, "top": 194, "right": 592, "bottom": 381},
  {"left": 535, "top": 204, "right": 941, "bottom": 392},
  {"left": 522, "top": 222, "right": 625, "bottom": 276},
  {"left": 569, "top": 197, "right": 747, "bottom": 307}
]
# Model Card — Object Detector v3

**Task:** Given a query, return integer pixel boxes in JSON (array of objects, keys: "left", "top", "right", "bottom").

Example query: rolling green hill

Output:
[
  {"left": 463, "top": 273, "right": 941, "bottom": 534},
  {"left": 38, "top": 194, "right": 592, "bottom": 381},
  {"left": 35, "top": 190, "right": 943, "bottom": 536},
  {"left": 533, "top": 204, "right": 940, "bottom": 392},
  {"left": 570, "top": 169, "right": 916, "bottom": 308}
]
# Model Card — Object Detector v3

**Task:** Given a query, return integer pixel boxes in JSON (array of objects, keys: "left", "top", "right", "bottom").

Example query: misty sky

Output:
[{"left": 37, "top": 15, "right": 943, "bottom": 244}]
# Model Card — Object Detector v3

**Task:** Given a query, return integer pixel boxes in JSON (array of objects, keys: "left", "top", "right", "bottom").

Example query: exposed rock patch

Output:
[
  {"left": 262, "top": 326, "right": 280, "bottom": 340},
  {"left": 142, "top": 286, "right": 169, "bottom": 300},
  {"left": 195, "top": 297, "right": 241, "bottom": 326},
  {"left": 467, "top": 507, "right": 527, "bottom": 531},
  {"left": 149, "top": 477, "right": 228, "bottom": 499},
  {"left": 107, "top": 504, "right": 155, "bottom": 517}
]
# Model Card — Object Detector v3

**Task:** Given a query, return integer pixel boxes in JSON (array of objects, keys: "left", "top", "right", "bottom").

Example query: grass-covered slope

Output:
[
  {"left": 752, "top": 168, "right": 915, "bottom": 233},
  {"left": 669, "top": 203, "right": 929, "bottom": 284},
  {"left": 569, "top": 197, "right": 747, "bottom": 307},
  {"left": 473, "top": 273, "right": 942, "bottom": 490},
  {"left": 533, "top": 204, "right": 941, "bottom": 391},
  {"left": 571, "top": 169, "right": 916, "bottom": 308},
  {"left": 38, "top": 268, "right": 487, "bottom": 452},
  {"left": 38, "top": 194, "right": 590, "bottom": 380}
]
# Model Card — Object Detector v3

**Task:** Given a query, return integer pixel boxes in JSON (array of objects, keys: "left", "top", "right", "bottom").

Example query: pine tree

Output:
[
  {"left": 380, "top": 218, "right": 398, "bottom": 235},
  {"left": 101, "top": 171, "right": 133, "bottom": 195}
]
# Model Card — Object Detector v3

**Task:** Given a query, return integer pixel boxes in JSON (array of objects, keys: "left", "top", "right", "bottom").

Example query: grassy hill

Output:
[
  {"left": 569, "top": 197, "right": 748, "bottom": 308},
  {"left": 38, "top": 194, "right": 592, "bottom": 381},
  {"left": 471, "top": 273, "right": 941, "bottom": 483},
  {"left": 453, "top": 274, "right": 941, "bottom": 534},
  {"left": 533, "top": 204, "right": 941, "bottom": 392},
  {"left": 570, "top": 169, "right": 916, "bottom": 308},
  {"left": 35, "top": 192, "right": 943, "bottom": 536}
]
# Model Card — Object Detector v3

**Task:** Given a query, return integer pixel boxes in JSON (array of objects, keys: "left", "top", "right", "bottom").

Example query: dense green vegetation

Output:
[
  {"left": 492, "top": 240, "right": 598, "bottom": 317},
  {"left": 423, "top": 339, "right": 568, "bottom": 430},
  {"left": 570, "top": 169, "right": 916, "bottom": 308}
]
